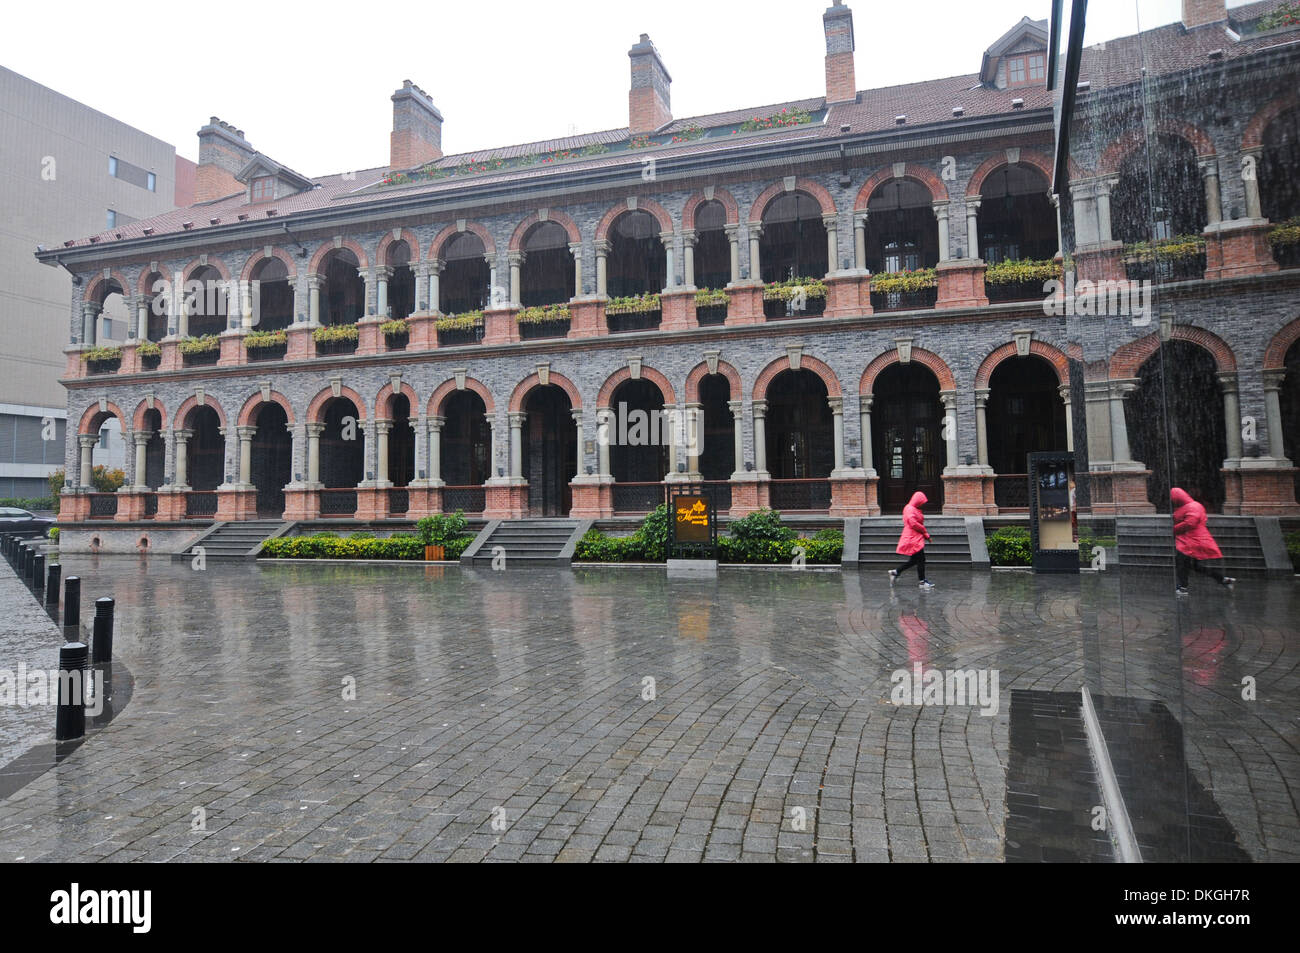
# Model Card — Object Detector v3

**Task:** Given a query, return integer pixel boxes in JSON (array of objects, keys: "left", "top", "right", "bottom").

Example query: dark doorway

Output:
[
  {"left": 1283, "top": 340, "right": 1300, "bottom": 502},
  {"left": 388, "top": 394, "right": 414, "bottom": 487},
  {"left": 142, "top": 408, "right": 164, "bottom": 489},
  {"left": 522, "top": 385, "right": 574, "bottom": 516},
  {"left": 698, "top": 375, "right": 734, "bottom": 480},
  {"left": 251, "top": 402, "right": 291, "bottom": 516},
  {"left": 442, "top": 391, "right": 490, "bottom": 486},
  {"left": 188, "top": 406, "right": 224, "bottom": 490},
  {"left": 987, "top": 356, "right": 1067, "bottom": 475},
  {"left": 321, "top": 398, "right": 364, "bottom": 488},
  {"left": 873, "top": 363, "right": 944, "bottom": 513},
  {"left": 765, "top": 370, "right": 834, "bottom": 511}
]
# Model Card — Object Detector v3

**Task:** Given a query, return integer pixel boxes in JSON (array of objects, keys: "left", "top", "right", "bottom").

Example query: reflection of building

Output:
[
  {"left": 0, "top": 66, "right": 193, "bottom": 498},
  {"left": 38, "top": 0, "right": 1300, "bottom": 532}
]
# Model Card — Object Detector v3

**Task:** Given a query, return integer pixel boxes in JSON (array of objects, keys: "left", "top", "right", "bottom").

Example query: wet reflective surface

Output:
[{"left": 0, "top": 556, "right": 1295, "bottom": 861}]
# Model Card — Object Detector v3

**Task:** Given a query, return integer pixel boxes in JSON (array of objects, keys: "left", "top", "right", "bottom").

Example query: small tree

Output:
[
  {"left": 48, "top": 469, "right": 65, "bottom": 513},
  {"left": 91, "top": 466, "right": 126, "bottom": 493}
]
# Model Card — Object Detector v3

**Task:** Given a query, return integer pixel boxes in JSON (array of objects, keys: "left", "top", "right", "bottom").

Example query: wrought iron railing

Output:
[
  {"left": 986, "top": 280, "right": 1047, "bottom": 303},
  {"left": 436, "top": 325, "right": 484, "bottom": 347},
  {"left": 140, "top": 353, "right": 162, "bottom": 371},
  {"left": 613, "top": 481, "right": 666, "bottom": 514},
  {"left": 699, "top": 480, "right": 732, "bottom": 512},
  {"left": 1274, "top": 243, "right": 1300, "bottom": 269},
  {"left": 442, "top": 485, "right": 486, "bottom": 513},
  {"left": 384, "top": 332, "right": 409, "bottom": 352},
  {"left": 315, "top": 337, "right": 359, "bottom": 356},
  {"left": 86, "top": 358, "right": 121, "bottom": 375},
  {"left": 518, "top": 319, "right": 570, "bottom": 340},
  {"left": 320, "top": 489, "right": 358, "bottom": 516},
  {"left": 870, "top": 288, "right": 938, "bottom": 312},
  {"left": 387, "top": 488, "right": 409, "bottom": 515},
  {"left": 763, "top": 298, "right": 826, "bottom": 320},
  {"left": 182, "top": 350, "right": 220, "bottom": 367},
  {"left": 88, "top": 493, "right": 118, "bottom": 518},
  {"left": 607, "top": 310, "right": 662, "bottom": 333},
  {"left": 993, "top": 473, "right": 1029, "bottom": 509},
  {"left": 1124, "top": 254, "right": 1206, "bottom": 283},
  {"left": 768, "top": 478, "right": 831, "bottom": 511},
  {"left": 247, "top": 344, "right": 287, "bottom": 362},
  {"left": 185, "top": 491, "right": 218, "bottom": 517},
  {"left": 695, "top": 304, "right": 728, "bottom": 326}
]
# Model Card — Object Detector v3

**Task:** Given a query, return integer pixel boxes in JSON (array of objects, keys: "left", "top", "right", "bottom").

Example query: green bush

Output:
[
  {"left": 91, "top": 466, "right": 125, "bottom": 493},
  {"left": 986, "top": 526, "right": 1032, "bottom": 566},
  {"left": 727, "top": 508, "right": 795, "bottom": 544},
  {"left": 49, "top": 470, "right": 66, "bottom": 512},
  {"left": 718, "top": 534, "right": 842, "bottom": 564},
  {"left": 348, "top": 531, "right": 375, "bottom": 539},
  {"left": 1286, "top": 532, "right": 1300, "bottom": 573},
  {"left": 573, "top": 516, "right": 843, "bottom": 565},
  {"left": 48, "top": 527, "right": 59, "bottom": 543},
  {"left": 1077, "top": 535, "right": 1117, "bottom": 566},
  {"left": 0, "top": 497, "right": 55, "bottom": 510},
  {"left": 260, "top": 535, "right": 425, "bottom": 560},
  {"left": 634, "top": 504, "right": 671, "bottom": 561},
  {"left": 416, "top": 511, "right": 469, "bottom": 546}
]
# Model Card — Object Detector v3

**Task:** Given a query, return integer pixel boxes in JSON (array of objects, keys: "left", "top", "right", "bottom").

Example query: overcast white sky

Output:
[{"left": 1, "top": 0, "right": 1248, "bottom": 177}]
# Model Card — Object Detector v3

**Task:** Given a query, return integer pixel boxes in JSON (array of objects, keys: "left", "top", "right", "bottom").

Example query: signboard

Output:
[
  {"left": 670, "top": 493, "right": 717, "bottom": 557},
  {"left": 1028, "top": 452, "right": 1078, "bottom": 574}
]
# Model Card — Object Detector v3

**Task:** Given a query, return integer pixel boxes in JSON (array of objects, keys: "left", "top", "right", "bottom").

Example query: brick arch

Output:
[
  {"left": 182, "top": 256, "right": 233, "bottom": 282},
  {"left": 594, "top": 198, "right": 675, "bottom": 242},
  {"left": 173, "top": 394, "right": 228, "bottom": 431},
  {"left": 375, "top": 228, "right": 422, "bottom": 266},
  {"left": 306, "top": 384, "right": 369, "bottom": 422},
  {"left": 855, "top": 164, "right": 949, "bottom": 209},
  {"left": 137, "top": 267, "right": 170, "bottom": 297},
  {"left": 427, "top": 376, "right": 496, "bottom": 417},
  {"left": 374, "top": 380, "right": 420, "bottom": 418},
  {"left": 682, "top": 188, "right": 741, "bottom": 228},
  {"left": 308, "top": 238, "right": 370, "bottom": 276},
  {"left": 508, "top": 209, "right": 582, "bottom": 252},
  {"left": 508, "top": 371, "right": 582, "bottom": 412},
  {"left": 239, "top": 246, "right": 300, "bottom": 282},
  {"left": 965, "top": 148, "right": 1055, "bottom": 198},
  {"left": 684, "top": 359, "right": 744, "bottom": 402},
  {"left": 1264, "top": 318, "right": 1300, "bottom": 370},
  {"left": 1096, "top": 119, "right": 1217, "bottom": 176},
  {"left": 84, "top": 270, "right": 131, "bottom": 307},
  {"left": 860, "top": 347, "right": 957, "bottom": 393},
  {"left": 749, "top": 178, "right": 838, "bottom": 224},
  {"left": 76, "top": 400, "right": 127, "bottom": 436},
  {"left": 753, "top": 354, "right": 842, "bottom": 400},
  {"left": 131, "top": 398, "right": 168, "bottom": 432},
  {"left": 975, "top": 341, "right": 1070, "bottom": 389},
  {"left": 1243, "top": 91, "right": 1300, "bottom": 152},
  {"left": 428, "top": 221, "right": 497, "bottom": 260},
  {"left": 236, "top": 390, "right": 296, "bottom": 427},
  {"left": 597, "top": 365, "right": 678, "bottom": 408},
  {"left": 1108, "top": 326, "right": 1237, "bottom": 380}
]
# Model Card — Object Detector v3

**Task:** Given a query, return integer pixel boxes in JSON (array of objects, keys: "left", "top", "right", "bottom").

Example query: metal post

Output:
[
  {"left": 63, "top": 575, "right": 81, "bottom": 635},
  {"left": 32, "top": 554, "right": 45, "bottom": 593},
  {"left": 92, "top": 597, "right": 115, "bottom": 665},
  {"left": 55, "top": 641, "right": 88, "bottom": 741},
  {"left": 20, "top": 544, "right": 31, "bottom": 580},
  {"left": 46, "top": 563, "right": 61, "bottom": 609}
]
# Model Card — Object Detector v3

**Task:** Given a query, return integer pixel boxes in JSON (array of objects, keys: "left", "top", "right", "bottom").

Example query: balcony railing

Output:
[
  {"left": 768, "top": 478, "right": 831, "bottom": 512},
  {"left": 1273, "top": 242, "right": 1300, "bottom": 269},
  {"left": 986, "top": 279, "right": 1048, "bottom": 303},
  {"left": 443, "top": 485, "right": 486, "bottom": 513},
  {"left": 763, "top": 297, "right": 826, "bottom": 320},
  {"left": 993, "top": 474, "right": 1029, "bottom": 510},
  {"left": 1124, "top": 254, "right": 1206, "bottom": 283},
  {"left": 437, "top": 325, "right": 485, "bottom": 347},
  {"left": 607, "top": 310, "right": 662, "bottom": 333},
  {"left": 185, "top": 491, "right": 219, "bottom": 517},
  {"left": 870, "top": 288, "right": 938, "bottom": 312},
  {"left": 246, "top": 343, "right": 287, "bottom": 362},
  {"left": 315, "top": 336, "right": 359, "bottom": 357},
  {"left": 86, "top": 357, "right": 121, "bottom": 375},
  {"left": 387, "top": 487, "right": 409, "bottom": 515},
  {"left": 320, "top": 488, "right": 358, "bottom": 516},
  {"left": 140, "top": 352, "right": 162, "bottom": 371},
  {"left": 88, "top": 493, "right": 118, "bottom": 519},
  {"left": 518, "top": 319, "right": 570, "bottom": 340},
  {"left": 613, "top": 481, "right": 666, "bottom": 514},
  {"left": 695, "top": 303, "right": 728, "bottom": 326}
]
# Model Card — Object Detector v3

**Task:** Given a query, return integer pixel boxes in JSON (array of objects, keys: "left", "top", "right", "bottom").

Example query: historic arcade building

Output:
[{"left": 41, "top": 1, "right": 1300, "bottom": 540}]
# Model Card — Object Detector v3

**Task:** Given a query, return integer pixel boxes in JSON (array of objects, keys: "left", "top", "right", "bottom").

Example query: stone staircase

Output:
[
  {"left": 844, "top": 515, "right": 979, "bottom": 569},
  {"left": 461, "top": 519, "right": 588, "bottom": 567},
  {"left": 1116, "top": 515, "right": 1275, "bottom": 574},
  {"left": 173, "top": 519, "right": 291, "bottom": 561}
]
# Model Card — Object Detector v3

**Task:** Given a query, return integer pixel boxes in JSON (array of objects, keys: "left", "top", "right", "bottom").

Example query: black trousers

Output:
[
  {"left": 1176, "top": 551, "right": 1224, "bottom": 588},
  {"left": 896, "top": 550, "right": 926, "bottom": 580}
]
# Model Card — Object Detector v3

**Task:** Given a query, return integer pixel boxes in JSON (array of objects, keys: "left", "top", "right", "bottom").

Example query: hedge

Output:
[
  {"left": 574, "top": 507, "right": 843, "bottom": 564},
  {"left": 259, "top": 532, "right": 473, "bottom": 560},
  {"left": 987, "top": 526, "right": 1117, "bottom": 566},
  {"left": 0, "top": 497, "right": 56, "bottom": 510}
]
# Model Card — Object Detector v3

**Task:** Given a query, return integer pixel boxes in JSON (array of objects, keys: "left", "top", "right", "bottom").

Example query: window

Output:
[
  {"left": 251, "top": 176, "right": 274, "bottom": 202},
  {"left": 1005, "top": 53, "right": 1047, "bottom": 88},
  {"left": 108, "top": 156, "right": 118, "bottom": 176},
  {"left": 1008, "top": 57, "right": 1026, "bottom": 86},
  {"left": 106, "top": 209, "right": 117, "bottom": 229},
  {"left": 1027, "top": 53, "right": 1046, "bottom": 81},
  {"left": 99, "top": 427, "right": 109, "bottom": 449},
  {"left": 147, "top": 171, "right": 156, "bottom": 192}
]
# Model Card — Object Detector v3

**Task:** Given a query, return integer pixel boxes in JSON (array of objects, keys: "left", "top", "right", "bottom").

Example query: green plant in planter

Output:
[
  {"left": 81, "top": 345, "right": 123, "bottom": 363},
  {"left": 694, "top": 288, "right": 728, "bottom": 307},
  {"left": 870, "top": 268, "right": 938, "bottom": 293},
  {"left": 1122, "top": 233, "right": 1206, "bottom": 262},
  {"left": 515, "top": 303, "right": 570, "bottom": 324},
  {"left": 762, "top": 277, "right": 828, "bottom": 301},
  {"left": 312, "top": 324, "right": 359, "bottom": 343},
  {"left": 243, "top": 329, "right": 287, "bottom": 349},
  {"left": 1267, "top": 217, "right": 1300, "bottom": 248},
  {"left": 605, "top": 293, "right": 661, "bottom": 315},
  {"left": 136, "top": 340, "right": 161, "bottom": 357},
  {"left": 379, "top": 319, "right": 409, "bottom": 336},
  {"left": 739, "top": 107, "right": 812, "bottom": 131},
  {"left": 178, "top": 334, "right": 220, "bottom": 355},
  {"left": 416, "top": 510, "right": 469, "bottom": 546},
  {"left": 434, "top": 311, "right": 484, "bottom": 331},
  {"left": 581, "top": 142, "right": 610, "bottom": 156},
  {"left": 983, "top": 258, "right": 1062, "bottom": 285},
  {"left": 986, "top": 526, "right": 1032, "bottom": 566}
]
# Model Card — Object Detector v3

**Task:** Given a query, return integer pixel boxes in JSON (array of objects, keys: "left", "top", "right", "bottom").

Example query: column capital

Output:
[
  {"left": 1058, "top": 384, "right": 1073, "bottom": 402},
  {"left": 374, "top": 265, "right": 393, "bottom": 281},
  {"left": 680, "top": 229, "right": 697, "bottom": 245},
  {"left": 746, "top": 223, "right": 763, "bottom": 239},
  {"left": 237, "top": 425, "right": 257, "bottom": 439},
  {"left": 932, "top": 202, "right": 950, "bottom": 221},
  {"left": 305, "top": 422, "right": 326, "bottom": 436},
  {"left": 507, "top": 251, "right": 526, "bottom": 267},
  {"left": 78, "top": 433, "right": 100, "bottom": 449},
  {"left": 751, "top": 398, "right": 768, "bottom": 416},
  {"left": 173, "top": 428, "right": 194, "bottom": 440},
  {"left": 1197, "top": 155, "right": 1219, "bottom": 178},
  {"left": 373, "top": 419, "right": 393, "bottom": 435},
  {"left": 974, "top": 387, "right": 990, "bottom": 407},
  {"left": 726, "top": 399, "right": 744, "bottom": 416},
  {"left": 1262, "top": 368, "right": 1287, "bottom": 391},
  {"left": 860, "top": 393, "right": 874, "bottom": 412},
  {"left": 570, "top": 408, "right": 584, "bottom": 424},
  {"left": 1216, "top": 370, "right": 1239, "bottom": 394},
  {"left": 1109, "top": 378, "right": 1140, "bottom": 398},
  {"left": 132, "top": 430, "right": 152, "bottom": 446},
  {"left": 939, "top": 389, "right": 957, "bottom": 409},
  {"left": 594, "top": 238, "right": 612, "bottom": 255},
  {"left": 659, "top": 230, "right": 676, "bottom": 247},
  {"left": 567, "top": 241, "right": 583, "bottom": 255},
  {"left": 853, "top": 210, "right": 869, "bottom": 227},
  {"left": 508, "top": 411, "right": 527, "bottom": 426},
  {"left": 821, "top": 213, "right": 839, "bottom": 228},
  {"left": 429, "top": 414, "right": 446, "bottom": 430},
  {"left": 827, "top": 396, "right": 844, "bottom": 414},
  {"left": 723, "top": 224, "right": 741, "bottom": 240},
  {"left": 307, "top": 275, "right": 325, "bottom": 290}
]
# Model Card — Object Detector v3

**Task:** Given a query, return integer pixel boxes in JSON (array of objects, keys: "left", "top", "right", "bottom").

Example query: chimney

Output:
[
  {"left": 1182, "top": 0, "right": 1227, "bottom": 28},
  {"left": 824, "top": 1, "right": 856, "bottom": 105},
  {"left": 390, "top": 80, "right": 443, "bottom": 170},
  {"left": 194, "top": 118, "right": 255, "bottom": 203},
  {"left": 628, "top": 34, "right": 672, "bottom": 135}
]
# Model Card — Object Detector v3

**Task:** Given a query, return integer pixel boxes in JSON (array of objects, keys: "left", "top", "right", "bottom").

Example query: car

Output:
[{"left": 0, "top": 507, "right": 56, "bottom": 537}]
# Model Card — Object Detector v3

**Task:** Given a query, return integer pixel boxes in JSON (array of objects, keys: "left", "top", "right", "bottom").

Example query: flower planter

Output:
[
  {"left": 424, "top": 544, "right": 445, "bottom": 561},
  {"left": 518, "top": 318, "right": 570, "bottom": 340}
]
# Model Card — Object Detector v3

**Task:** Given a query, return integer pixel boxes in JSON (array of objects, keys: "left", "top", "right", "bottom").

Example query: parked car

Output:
[{"left": 0, "top": 507, "right": 56, "bottom": 537}]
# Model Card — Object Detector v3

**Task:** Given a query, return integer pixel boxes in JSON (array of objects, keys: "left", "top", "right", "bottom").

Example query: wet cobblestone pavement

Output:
[{"left": 0, "top": 556, "right": 1295, "bottom": 862}]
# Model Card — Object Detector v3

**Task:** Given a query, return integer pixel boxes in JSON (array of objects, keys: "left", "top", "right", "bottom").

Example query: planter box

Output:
[{"left": 424, "top": 544, "right": 445, "bottom": 561}]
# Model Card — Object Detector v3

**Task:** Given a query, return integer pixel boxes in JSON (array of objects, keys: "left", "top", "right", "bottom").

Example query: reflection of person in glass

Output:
[
  {"left": 1171, "top": 487, "right": 1235, "bottom": 596},
  {"left": 889, "top": 491, "right": 934, "bottom": 590}
]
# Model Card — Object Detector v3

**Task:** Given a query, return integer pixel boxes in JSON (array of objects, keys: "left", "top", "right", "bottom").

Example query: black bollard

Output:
[
  {"left": 63, "top": 575, "right": 81, "bottom": 635},
  {"left": 23, "top": 544, "right": 35, "bottom": 582},
  {"left": 91, "top": 597, "right": 115, "bottom": 665},
  {"left": 46, "top": 562, "right": 61, "bottom": 609},
  {"left": 55, "top": 641, "right": 88, "bottom": 741},
  {"left": 32, "top": 553, "right": 45, "bottom": 594},
  {"left": 19, "top": 543, "right": 30, "bottom": 580}
]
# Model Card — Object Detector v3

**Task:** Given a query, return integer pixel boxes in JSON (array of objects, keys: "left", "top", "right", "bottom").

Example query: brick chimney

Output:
[
  {"left": 195, "top": 118, "right": 255, "bottom": 203},
  {"left": 629, "top": 34, "right": 672, "bottom": 135},
  {"left": 824, "top": 1, "right": 856, "bottom": 105},
  {"left": 390, "top": 80, "right": 443, "bottom": 170},
  {"left": 1182, "top": 0, "right": 1227, "bottom": 28}
]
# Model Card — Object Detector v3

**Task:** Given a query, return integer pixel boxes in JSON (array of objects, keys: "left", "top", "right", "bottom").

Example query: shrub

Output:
[
  {"left": 91, "top": 466, "right": 126, "bottom": 493},
  {"left": 416, "top": 511, "right": 469, "bottom": 546},
  {"left": 379, "top": 319, "right": 409, "bottom": 336},
  {"left": 1286, "top": 532, "right": 1300, "bottom": 573},
  {"left": 728, "top": 508, "right": 796, "bottom": 544},
  {"left": 986, "top": 526, "right": 1032, "bottom": 566},
  {"left": 178, "top": 334, "right": 220, "bottom": 355},
  {"left": 311, "top": 324, "right": 359, "bottom": 343},
  {"left": 634, "top": 504, "right": 671, "bottom": 561},
  {"left": 48, "top": 470, "right": 65, "bottom": 513},
  {"left": 871, "top": 269, "right": 938, "bottom": 293},
  {"left": 243, "top": 329, "right": 287, "bottom": 349},
  {"left": 0, "top": 497, "right": 55, "bottom": 510},
  {"left": 260, "top": 535, "right": 424, "bottom": 560},
  {"left": 48, "top": 527, "right": 59, "bottom": 542},
  {"left": 434, "top": 311, "right": 484, "bottom": 331},
  {"left": 136, "top": 340, "right": 161, "bottom": 357},
  {"left": 694, "top": 288, "right": 728, "bottom": 307},
  {"left": 982, "top": 258, "right": 1061, "bottom": 286}
]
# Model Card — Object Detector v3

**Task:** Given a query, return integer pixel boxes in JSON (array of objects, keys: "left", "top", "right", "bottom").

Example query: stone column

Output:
[
  {"left": 508, "top": 252, "right": 524, "bottom": 306},
  {"left": 571, "top": 409, "right": 584, "bottom": 476},
  {"left": 413, "top": 264, "right": 429, "bottom": 313},
  {"left": 1096, "top": 178, "right": 1117, "bottom": 244},
  {"left": 1059, "top": 385, "right": 1075, "bottom": 453},
  {"left": 728, "top": 400, "right": 745, "bottom": 476},
  {"left": 595, "top": 240, "right": 610, "bottom": 296},
  {"left": 429, "top": 415, "right": 446, "bottom": 484},
  {"left": 965, "top": 198, "right": 981, "bottom": 260},
  {"left": 597, "top": 408, "right": 613, "bottom": 477},
  {"left": 308, "top": 276, "right": 322, "bottom": 326},
  {"left": 428, "top": 260, "right": 443, "bottom": 313},
  {"left": 78, "top": 434, "right": 97, "bottom": 487},
  {"left": 933, "top": 203, "right": 950, "bottom": 262},
  {"left": 1218, "top": 373, "right": 1243, "bottom": 461},
  {"left": 1242, "top": 148, "right": 1263, "bottom": 220},
  {"left": 1109, "top": 381, "right": 1135, "bottom": 464},
  {"left": 860, "top": 395, "right": 874, "bottom": 471},
  {"left": 375, "top": 420, "right": 392, "bottom": 484},
  {"left": 853, "top": 212, "right": 868, "bottom": 271},
  {"left": 375, "top": 265, "right": 392, "bottom": 317},
  {"left": 660, "top": 231, "right": 676, "bottom": 289},
  {"left": 940, "top": 392, "right": 958, "bottom": 471},
  {"left": 486, "top": 257, "right": 500, "bottom": 307},
  {"left": 725, "top": 226, "right": 741, "bottom": 284},
  {"left": 752, "top": 399, "right": 768, "bottom": 473},
  {"left": 238, "top": 425, "right": 256, "bottom": 485},
  {"left": 828, "top": 397, "right": 845, "bottom": 470},
  {"left": 974, "top": 388, "right": 990, "bottom": 467},
  {"left": 133, "top": 431, "right": 150, "bottom": 489},
  {"left": 748, "top": 225, "right": 762, "bottom": 282},
  {"left": 823, "top": 214, "right": 839, "bottom": 274},
  {"left": 1263, "top": 370, "right": 1290, "bottom": 461},
  {"left": 681, "top": 230, "right": 696, "bottom": 289},
  {"left": 174, "top": 429, "right": 193, "bottom": 488},
  {"left": 509, "top": 411, "right": 525, "bottom": 479},
  {"left": 569, "top": 242, "right": 584, "bottom": 297},
  {"left": 136, "top": 303, "right": 149, "bottom": 340},
  {"left": 1199, "top": 157, "right": 1222, "bottom": 226},
  {"left": 484, "top": 413, "right": 498, "bottom": 476},
  {"left": 306, "top": 422, "right": 324, "bottom": 484},
  {"left": 684, "top": 402, "right": 703, "bottom": 476},
  {"left": 82, "top": 304, "right": 99, "bottom": 345},
  {"left": 664, "top": 403, "right": 680, "bottom": 477}
]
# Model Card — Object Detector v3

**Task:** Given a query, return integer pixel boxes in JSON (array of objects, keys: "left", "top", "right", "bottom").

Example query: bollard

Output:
[
  {"left": 32, "top": 553, "right": 45, "bottom": 594},
  {"left": 46, "top": 563, "right": 61, "bottom": 609},
  {"left": 24, "top": 544, "right": 36, "bottom": 583},
  {"left": 63, "top": 575, "right": 81, "bottom": 634},
  {"left": 54, "top": 642, "right": 88, "bottom": 741},
  {"left": 91, "top": 597, "right": 115, "bottom": 665},
  {"left": 19, "top": 543, "right": 30, "bottom": 579}
]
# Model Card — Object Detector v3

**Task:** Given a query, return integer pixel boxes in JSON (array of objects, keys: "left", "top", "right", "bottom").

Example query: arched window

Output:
[
  {"left": 866, "top": 180, "right": 939, "bottom": 273},
  {"left": 1261, "top": 106, "right": 1300, "bottom": 266},
  {"left": 694, "top": 200, "right": 729, "bottom": 291},
  {"left": 385, "top": 241, "right": 415, "bottom": 320},
  {"left": 250, "top": 257, "right": 292, "bottom": 331},
  {"left": 978, "top": 165, "right": 1057, "bottom": 264},
  {"left": 440, "top": 232, "right": 490, "bottom": 315},
  {"left": 607, "top": 210, "right": 665, "bottom": 297},
  {"left": 320, "top": 249, "right": 364, "bottom": 325},
  {"left": 765, "top": 369, "right": 833, "bottom": 511},
  {"left": 520, "top": 222, "right": 575, "bottom": 307},
  {"left": 1112, "top": 134, "right": 1205, "bottom": 244},
  {"left": 186, "top": 265, "right": 227, "bottom": 338},
  {"left": 759, "top": 192, "right": 827, "bottom": 283}
]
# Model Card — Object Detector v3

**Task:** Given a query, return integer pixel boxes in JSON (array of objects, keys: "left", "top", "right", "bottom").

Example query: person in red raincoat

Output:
[
  {"left": 890, "top": 491, "right": 934, "bottom": 590},
  {"left": 1171, "top": 487, "right": 1235, "bottom": 595}
]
